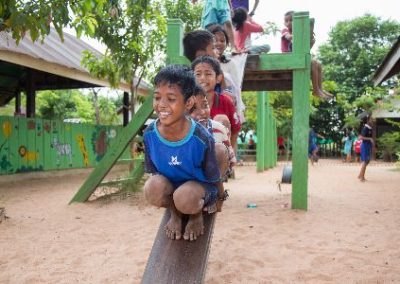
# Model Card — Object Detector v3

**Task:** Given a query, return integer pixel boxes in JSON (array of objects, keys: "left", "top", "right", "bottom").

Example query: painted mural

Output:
[{"left": 0, "top": 116, "right": 130, "bottom": 175}]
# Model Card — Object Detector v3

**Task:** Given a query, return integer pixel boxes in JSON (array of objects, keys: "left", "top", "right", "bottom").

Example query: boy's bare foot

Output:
[
  {"left": 165, "top": 210, "right": 182, "bottom": 240},
  {"left": 183, "top": 213, "right": 204, "bottom": 241},
  {"left": 360, "top": 178, "right": 366, "bottom": 182}
]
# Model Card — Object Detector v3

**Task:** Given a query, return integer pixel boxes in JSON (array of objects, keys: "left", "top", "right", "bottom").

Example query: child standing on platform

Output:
[
  {"left": 191, "top": 55, "right": 241, "bottom": 151},
  {"left": 193, "top": 0, "right": 239, "bottom": 53},
  {"left": 281, "top": 11, "right": 333, "bottom": 100},
  {"left": 143, "top": 65, "right": 226, "bottom": 242}
]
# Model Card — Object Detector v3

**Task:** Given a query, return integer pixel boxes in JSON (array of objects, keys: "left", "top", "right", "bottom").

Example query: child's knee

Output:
[
  {"left": 173, "top": 182, "right": 205, "bottom": 214},
  {"left": 144, "top": 175, "right": 173, "bottom": 206}
]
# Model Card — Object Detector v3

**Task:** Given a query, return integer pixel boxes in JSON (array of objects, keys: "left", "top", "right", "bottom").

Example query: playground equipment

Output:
[{"left": 70, "top": 11, "right": 312, "bottom": 283}]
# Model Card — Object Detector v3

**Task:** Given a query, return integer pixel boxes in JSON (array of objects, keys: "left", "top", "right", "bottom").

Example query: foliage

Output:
[
  {"left": 313, "top": 14, "right": 400, "bottom": 140},
  {"left": 377, "top": 131, "right": 400, "bottom": 162},
  {"left": 318, "top": 14, "right": 400, "bottom": 103},
  {"left": 164, "top": 0, "right": 202, "bottom": 33}
]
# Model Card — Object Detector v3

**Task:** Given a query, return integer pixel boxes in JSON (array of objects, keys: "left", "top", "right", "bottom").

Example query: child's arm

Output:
[{"left": 249, "top": 0, "right": 259, "bottom": 16}]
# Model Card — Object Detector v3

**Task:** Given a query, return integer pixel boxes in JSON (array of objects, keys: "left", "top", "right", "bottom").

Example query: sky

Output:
[
  {"left": 251, "top": 0, "right": 399, "bottom": 52},
  {"left": 69, "top": 0, "right": 399, "bottom": 56}
]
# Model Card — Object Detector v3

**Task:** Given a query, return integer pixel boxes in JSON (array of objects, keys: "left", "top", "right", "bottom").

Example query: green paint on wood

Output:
[
  {"left": 256, "top": 91, "right": 265, "bottom": 172},
  {"left": 291, "top": 12, "right": 311, "bottom": 210},
  {"left": 69, "top": 95, "right": 154, "bottom": 203},
  {"left": 259, "top": 53, "right": 306, "bottom": 70}
]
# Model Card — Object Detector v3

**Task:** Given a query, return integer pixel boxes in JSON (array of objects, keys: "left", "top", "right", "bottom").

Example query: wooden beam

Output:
[
  {"left": 141, "top": 210, "right": 216, "bottom": 284},
  {"left": 69, "top": 95, "right": 154, "bottom": 203},
  {"left": 259, "top": 53, "right": 306, "bottom": 70},
  {"left": 291, "top": 12, "right": 310, "bottom": 210},
  {"left": 26, "top": 69, "right": 36, "bottom": 118}
]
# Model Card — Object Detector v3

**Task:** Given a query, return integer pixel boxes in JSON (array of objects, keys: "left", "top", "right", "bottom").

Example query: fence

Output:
[{"left": 0, "top": 116, "right": 130, "bottom": 175}]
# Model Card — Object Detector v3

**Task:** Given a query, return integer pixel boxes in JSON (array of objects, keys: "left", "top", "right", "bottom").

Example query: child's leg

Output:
[
  {"left": 248, "top": 44, "right": 271, "bottom": 54},
  {"left": 223, "top": 21, "right": 239, "bottom": 52},
  {"left": 144, "top": 175, "right": 183, "bottom": 240},
  {"left": 215, "top": 143, "right": 230, "bottom": 180},
  {"left": 174, "top": 181, "right": 209, "bottom": 241},
  {"left": 311, "top": 59, "right": 325, "bottom": 98}
]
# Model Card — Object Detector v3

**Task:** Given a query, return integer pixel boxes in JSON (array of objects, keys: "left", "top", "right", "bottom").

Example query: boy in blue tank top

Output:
[{"left": 143, "top": 65, "right": 226, "bottom": 242}]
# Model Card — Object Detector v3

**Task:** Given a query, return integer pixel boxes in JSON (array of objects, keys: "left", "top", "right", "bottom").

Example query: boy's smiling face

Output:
[
  {"left": 190, "top": 95, "right": 210, "bottom": 125},
  {"left": 153, "top": 83, "right": 193, "bottom": 127},
  {"left": 193, "top": 62, "right": 222, "bottom": 94}
]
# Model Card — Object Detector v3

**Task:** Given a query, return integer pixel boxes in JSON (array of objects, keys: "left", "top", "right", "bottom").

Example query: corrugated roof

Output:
[{"left": 0, "top": 27, "right": 150, "bottom": 92}]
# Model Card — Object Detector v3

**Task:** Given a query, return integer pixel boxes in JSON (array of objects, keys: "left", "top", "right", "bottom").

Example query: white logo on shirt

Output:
[{"left": 168, "top": 156, "right": 182, "bottom": 166}]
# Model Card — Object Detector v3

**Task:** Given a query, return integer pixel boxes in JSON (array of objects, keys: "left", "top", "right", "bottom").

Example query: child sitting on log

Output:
[{"left": 143, "top": 65, "right": 227, "bottom": 242}]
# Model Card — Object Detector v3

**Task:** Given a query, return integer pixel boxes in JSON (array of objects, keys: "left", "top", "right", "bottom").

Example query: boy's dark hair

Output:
[
  {"left": 207, "top": 24, "right": 230, "bottom": 63},
  {"left": 232, "top": 8, "right": 248, "bottom": 31},
  {"left": 191, "top": 56, "right": 223, "bottom": 76},
  {"left": 193, "top": 84, "right": 207, "bottom": 98},
  {"left": 183, "top": 30, "right": 214, "bottom": 62},
  {"left": 153, "top": 65, "right": 196, "bottom": 102}
]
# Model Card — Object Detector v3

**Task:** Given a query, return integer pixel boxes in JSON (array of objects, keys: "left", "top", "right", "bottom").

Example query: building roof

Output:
[
  {"left": 372, "top": 37, "right": 400, "bottom": 86},
  {"left": 0, "top": 27, "right": 150, "bottom": 105}
]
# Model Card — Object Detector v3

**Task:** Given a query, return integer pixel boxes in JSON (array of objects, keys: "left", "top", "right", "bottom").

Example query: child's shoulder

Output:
[
  {"left": 192, "top": 119, "right": 215, "bottom": 143},
  {"left": 143, "top": 120, "right": 156, "bottom": 136}
]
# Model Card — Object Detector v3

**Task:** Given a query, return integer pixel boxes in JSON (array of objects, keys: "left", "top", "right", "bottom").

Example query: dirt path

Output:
[{"left": 0, "top": 160, "right": 399, "bottom": 283}]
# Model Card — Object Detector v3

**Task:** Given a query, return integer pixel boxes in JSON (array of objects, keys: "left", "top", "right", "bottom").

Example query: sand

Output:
[{"left": 0, "top": 160, "right": 399, "bottom": 283}]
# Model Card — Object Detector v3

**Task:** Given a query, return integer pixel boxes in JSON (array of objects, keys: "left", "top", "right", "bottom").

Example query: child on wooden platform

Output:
[
  {"left": 143, "top": 65, "right": 227, "bottom": 242},
  {"left": 208, "top": 24, "right": 246, "bottom": 125},
  {"left": 191, "top": 55, "right": 241, "bottom": 151},
  {"left": 231, "top": 7, "right": 271, "bottom": 54},
  {"left": 192, "top": 0, "right": 239, "bottom": 53},
  {"left": 281, "top": 11, "right": 333, "bottom": 100}
]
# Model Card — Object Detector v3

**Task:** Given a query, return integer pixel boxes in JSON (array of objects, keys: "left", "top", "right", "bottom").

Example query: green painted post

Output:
[
  {"left": 70, "top": 96, "right": 154, "bottom": 203},
  {"left": 272, "top": 118, "right": 277, "bottom": 166},
  {"left": 167, "top": 19, "right": 190, "bottom": 65},
  {"left": 291, "top": 12, "right": 311, "bottom": 210},
  {"left": 256, "top": 91, "right": 265, "bottom": 172},
  {"left": 263, "top": 93, "right": 269, "bottom": 169}
]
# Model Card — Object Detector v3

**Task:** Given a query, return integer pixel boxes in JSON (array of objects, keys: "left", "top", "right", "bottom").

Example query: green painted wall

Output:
[{"left": 0, "top": 116, "right": 130, "bottom": 175}]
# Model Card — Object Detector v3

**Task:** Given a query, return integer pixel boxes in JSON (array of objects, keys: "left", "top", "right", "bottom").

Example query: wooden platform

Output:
[
  {"left": 242, "top": 54, "right": 293, "bottom": 92},
  {"left": 141, "top": 209, "right": 216, "bottom": 284}
]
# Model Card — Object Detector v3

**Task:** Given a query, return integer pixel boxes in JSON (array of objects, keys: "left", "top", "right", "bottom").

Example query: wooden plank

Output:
[
  {"left": 259, "top": 53, "right": 306, "bottom": 70},
  {"left": 142, "top": 209, "right": 216, "bottom": 284},
  {"left": 7, "top": 117, "right": 18, "bottom": 174},
  {"left": 69, "top": 95, "right": 154, "bottom": 203},
  {"left": 256, "top": 91, "right": 265, "bottom": 172},
  {"left": 42, "top": 119, "right": 52, "bottom": 170}
]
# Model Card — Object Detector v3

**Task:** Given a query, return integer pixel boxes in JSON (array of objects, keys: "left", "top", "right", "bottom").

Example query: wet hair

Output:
[
  {"left": 191, "top": 55, "right": 223, "bottom": 76},
  {"left": 207, "top": 24, "right": 230, "bottom": 63},
  {"left": 232, "top": 8, "right": 248, "bottom": 31},
  {"left": 183, "top": 30, "right": 214, "bottom": 62},
  {"left": 153, "top": 65, "right": 196, "bottom": 102}
]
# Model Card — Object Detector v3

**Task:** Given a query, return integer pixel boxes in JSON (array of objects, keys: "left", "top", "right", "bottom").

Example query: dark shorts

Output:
[{"left": 279, "top": 145, "right": 285, "bottom": 150}]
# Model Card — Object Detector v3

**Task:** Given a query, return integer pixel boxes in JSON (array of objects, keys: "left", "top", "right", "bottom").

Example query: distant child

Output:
[
  {"left": 309, "top": 128, "right": 324, "bottom": 164},
  {"left": 354, "top": 138, "right": 362, "bottom": 162},
  {"left": 208, "top": 24, "right": 246, "bottom": 124},
  {"left": 193, "top": 0, "right": 238, "bottom": 52},
  {"left": 342, "top": 130, "right": 353, "bottom": 163},
  {"left": 231, "top": 7, "right": 270, "bottom": 54},
  {"left": 191, "top": 55, "right": 241, "bottom": 151},
  {"left": 358, "top": 116, "right": 374, "bottom": 182},
  {"left": 143, "top": 65, "right": 226, "bottom": 242},
  {"left": 281, "top": 11, "right": 333, "bottom": 100},
  {"left": 231, "top": 0, "right": 259, "bottom": 17},
  {"left": 190, "top": 86, "right": 236, "bottom": 175}
]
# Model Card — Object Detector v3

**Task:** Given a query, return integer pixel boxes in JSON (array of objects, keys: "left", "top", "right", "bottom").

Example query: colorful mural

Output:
[{"left": 0, "top": 116, "right": 130, "bottom": 175}]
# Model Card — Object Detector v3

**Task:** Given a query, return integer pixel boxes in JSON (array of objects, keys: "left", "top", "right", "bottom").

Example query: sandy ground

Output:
[{"left": 0, "top": 159, "right": 399, "bottom": 283}]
